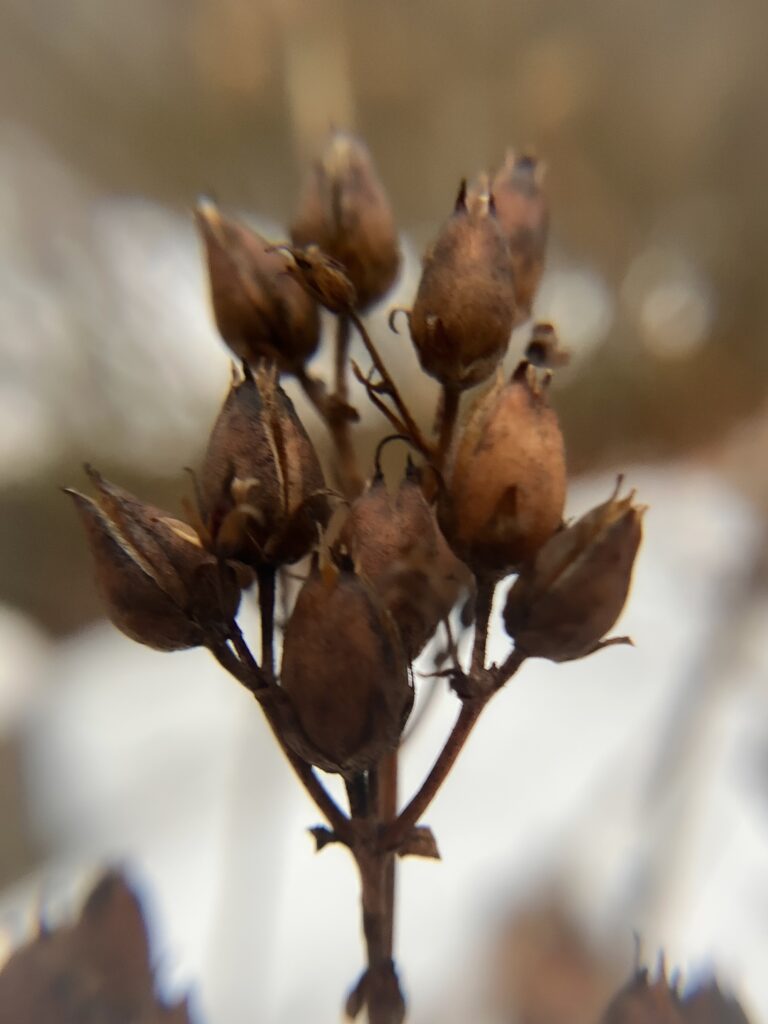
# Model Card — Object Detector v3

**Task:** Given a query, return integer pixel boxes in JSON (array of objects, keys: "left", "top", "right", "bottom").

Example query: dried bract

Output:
[
  {"left": 278, "top": 244, "right": 357, "bottom": 314},
  {"left": 504, "top": 483, "right": 644, "bottom": 662},
  {"left": 280, "top": 561, "right": 412, "bottom": 775},
  {"left": 291, "top": 129, "right": 400, "bottom": 310},
  {"left": 490, "top": 151, "right": 549, "bottom": 324},
  {"left": 338, "top": 460, "right": 470, "bottom": 660},
  {"left": 198, "top": 365, "right": 329, "bottom": 567},
  {"left": 439, "top": 363, "right": 566, "bottom": 575},
  {"left": 66, "top": 467, "right": 241, "bottom": 651},
  {"left": 195, "top": 197, "right": 320, "bottom": 372},
  {"left": 409, "top": 181, "right": 517, "bottom": 389}
]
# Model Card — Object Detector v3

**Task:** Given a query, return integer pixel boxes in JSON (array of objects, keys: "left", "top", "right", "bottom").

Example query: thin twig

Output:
[
  {"left": 470, "top": 577, "right": 496, "bottom": 678},
  {"left": 297, "top": 368, "right": 362, "bottom": 498},
  {"left": 257, "top": 566, "right": 276, "bottom": 682},
  {"left": 349, "top": 310, "right": 434, "bottom": 458},
  {"left": 207, "top": 638, "right": 350, "bottom": 837},
  {"left": 435, "top": 384, "right": 460, "bottom": 469},
  {"left": 381, "top": 698, "right": 487, "bottom": 851},
  {"left": 335, "top": 313, "right": 351, "bottom": 404}
]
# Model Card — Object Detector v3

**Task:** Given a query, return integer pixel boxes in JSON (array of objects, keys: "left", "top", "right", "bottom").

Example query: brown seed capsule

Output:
[
  {"left": 290, "top": 130, "right": 400, "bottom": 311},
  {"left": 438, "top": 362, "right": 566, "bottom": 575},
  {"left": 66, "top": 466, "right": 242, "bottom": 651},
  {"left": 194, "top": 197, "right": 320, "bottom": 372},
  {"left": 409, "top": 181, "right": 517, "bottom": 389},
  {"left": 338, "top": 460, "right": 470, "bottom": 660},
  {"left": 198, "top": 364, "right": 330, "bottom": 568},
  {"left": 503, "top": 483, "right": 644, "bottom": 662},
  {"left": 600, "top": 965, "right": 683, "bottom": 1024},
  {"left": 490, "top": 151, "right": 549, "bottom": 324},
  {"left": 280, "top": 561, "right": 412, "bottom": 775},
  {"left": 277, "top": 244, "right": 358, "bottom": 314}
]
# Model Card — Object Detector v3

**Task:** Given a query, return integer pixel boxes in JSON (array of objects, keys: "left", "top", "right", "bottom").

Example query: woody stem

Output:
[
  {"left": 257, "top": 566, "right": 276, "bottom": 682},
  {"left": 435, "top": 384, "right": 460, "bottom": 470}
]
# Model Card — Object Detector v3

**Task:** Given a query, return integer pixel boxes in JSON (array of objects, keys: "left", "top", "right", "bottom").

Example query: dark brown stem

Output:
[
  {"left": 297, "top": 369, "right": 363, "bottom": 498},
  {"left": 206, "top": 638, "right": 350, "bottom": 838},
  {"left": 349, "top": 310, "right": 434, "bottom": 458},
  {"left": 382, "top": 698, "right": 486, "bottom": 852},
  {"left": 354, "top": 847, "right": 406, "bottom": 1024},
  {"left": 377, "top": 751, "right": 398, "bottom": 957},
  {"left": 470, "top": 577, "right": 496, "bottom": 678},
  {"left": 257, "top": 566, "right": 276, "bottom": 682},
  {"left": 335, "top": 313, "right": 351, "bottom": 404},
  {"left": 435, "top": 384, "right": 460, "bottom": 469}
]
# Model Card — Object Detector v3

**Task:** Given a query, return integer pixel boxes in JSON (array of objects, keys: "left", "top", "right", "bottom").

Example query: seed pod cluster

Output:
[
  {"left": 490, "top": 151, "right": 549, "bottom": 324},
  {"left": 280, "top": 561, "right": 412, "bottom": 775},
  {"left": 338, "top": 460, "right": 470, "bottom": 660},
  {"left": 195, "top": 198, "right": 320, "bottom": 373},
  {"left": 66, "top": 466, "right": 242, "bottom": 651},
  {"left": 504, "top": 484, "right": 644, "bottom": 662},
  {"left": 291, "top": 130, "right": 400, "bottom": 311},
  {"left": 409, "top": 182, "right": 517, "bottom": 389},
  {"left": 198, "top": 364, "right": 330, "bottom": 567},
  {"left": 439, "top": 362, "right": 566, "bottom": 575}
]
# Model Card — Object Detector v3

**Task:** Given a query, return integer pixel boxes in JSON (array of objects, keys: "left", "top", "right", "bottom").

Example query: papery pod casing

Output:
[
  {"left": 280, "top": 561, "right": 412, "bottom": 775},
  {"left": 490, "top": 151, "right": 549, "bottom": 325},
  {"left": 195, "top": 198, "right": 320, "bottom": 372},
  {"left": 66, "top": 467, "right": 242, "bottom": 651},
  {"left": 198, "top": 365, "right": 329, "bottom": 568},
  {"left": 291, "top": 130, "right": 400, "bottom": 311},
  {"left": 503, "top": 484, "right": 644, "bottom": 662},
  {"left": 409, "top": 182, "right": 516, "bottom": 389},
  {"left": 438, "top": 363, "right": 566, "bottom": 575},
  {"left": 338, "top": 460, "right": 470, "bottom": 660}
]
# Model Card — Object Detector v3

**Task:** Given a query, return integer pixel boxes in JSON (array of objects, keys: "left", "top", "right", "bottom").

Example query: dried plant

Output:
[{"left": 65, "top": 129, "right": 645, "bottom": 1024}]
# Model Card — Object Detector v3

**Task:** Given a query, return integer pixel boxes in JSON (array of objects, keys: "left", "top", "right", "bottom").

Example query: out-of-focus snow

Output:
[{"left": 6, "top": 463, "right": 768, "bottom": 1023}]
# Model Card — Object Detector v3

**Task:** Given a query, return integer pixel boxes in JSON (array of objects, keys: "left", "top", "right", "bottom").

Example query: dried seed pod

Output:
[
  {"left": 490, "top": 151, "right": 549, "bottom": 324},
  {"left": 503, "top": 483, "right": 644, "bottom": 662},
  {"left": 278, "top": 244, "right": 357, "bottom": 313},
  {"left": 195, "top": 198, "right": 320, "bottom": 372},
  {"left": 409, "top": 181, "right": 517, "bottom": 389},
  {"left": 198, "top": 365, "right": 329, "bottom": 568},
  {"left": 66, "top": 467, "right": 242, "bottom": 651},
  {"left": 280, "top": 561, "right": 412, "bottom": 775},
  {"left": 601, "top": 966, "right": 683, "bottom": 1024},
  {"left": 439, "top": 363, "right": 566, "bottom": 575},
  {"left": 338, "top": 460, "right": 470, "bottom": 660},
  {"left": 290, "top": 129, "right": 400, "bottom": 310}
]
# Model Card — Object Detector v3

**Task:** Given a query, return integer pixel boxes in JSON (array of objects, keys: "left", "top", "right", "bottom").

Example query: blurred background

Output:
[{"left": 2, "top": 0, "right": 768, "bottom": 1021}]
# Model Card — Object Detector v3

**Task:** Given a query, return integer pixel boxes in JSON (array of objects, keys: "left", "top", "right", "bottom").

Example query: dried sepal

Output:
[
  {"left": 195, "top": 197, "right": 320, "bottom": 372},
  {"left": 280, "top": 560, "right": 412, "bottom": 775},
  {"left": 504, "top": 481, "right": 644, "bottom": 662},
  {"left": 409, "top": 180, "right": 517, "bottom": 389},
  {"left": 198, "top": 364, "right": 330, "bottom": 567},
  {"left": 490, "top": 150, "right": 549, "bottom": 324},
  {"left": 338, "top": 459, "right": 469, "bottom": 660},
  {"left": 66, "top": 467, "right": 242, "bottom": 651},
  {"left": 277, "top": 244, "right": 357, "bottom": 314},
  {"left": 439, "top": 362, "right": 566, "bottom": 575},
  {"left": 291, "top": 129, "right": 400, "bottom": 310}
]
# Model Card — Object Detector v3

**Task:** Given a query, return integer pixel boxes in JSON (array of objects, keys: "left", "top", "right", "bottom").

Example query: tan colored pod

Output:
[
  {"left": 410, "top": 182, "right": 517, "bottom": 389},
  {"left": 338, "top": 461, "right": 469, "bottom": 659},
  {"left": 199, "top": 365, "right": 329, "bottom": 567},
  {"left": 291, "top": 130, "right": 400, "bottom": 311},
  {"left": 195, "top": 198, "right": 320, "bottom": 372},
  {"left": 66, "top": 467, "right": 242, "bottom": 651},
  {"left": 280, "top": 563, "right": 413, "bottom": 775},
  {"left": 439, "top": 362, "right": 566, "bottom": 575},
  {"left": 504, "top": 484, "right": 644, "bottom": 662}
]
